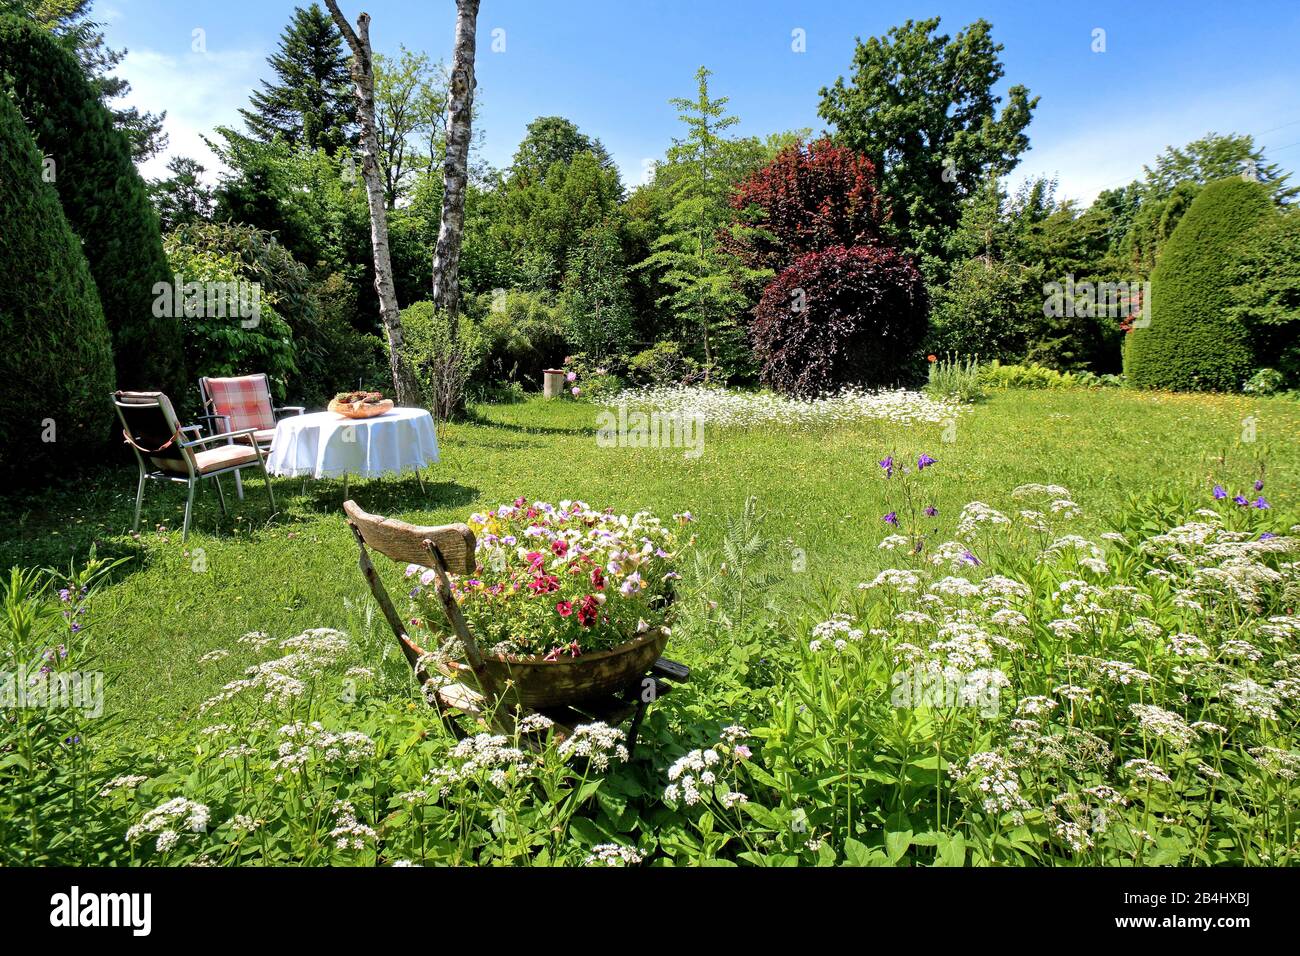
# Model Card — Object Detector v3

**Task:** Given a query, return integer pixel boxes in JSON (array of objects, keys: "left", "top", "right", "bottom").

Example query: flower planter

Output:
[{"left": 444, "top": 626, "right": 670, "bottom": 708}]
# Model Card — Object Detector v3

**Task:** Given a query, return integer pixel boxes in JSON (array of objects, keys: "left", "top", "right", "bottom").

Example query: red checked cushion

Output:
[{"left": 204, "top": 376, "right": 275, "bottom": 433}]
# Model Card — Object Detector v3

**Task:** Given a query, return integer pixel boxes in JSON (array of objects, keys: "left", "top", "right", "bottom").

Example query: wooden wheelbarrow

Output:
[{"left": 343, "top": 500, "right": 690, "bottom": 755}]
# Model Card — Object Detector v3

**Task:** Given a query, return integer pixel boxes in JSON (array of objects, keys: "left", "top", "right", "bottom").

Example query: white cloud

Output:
[
  {"left": 1010, "top": 76, "right": 1298, "bottom": 205},
  {"left": 116, "top": 45, "right": 265, "bottom": 182}
]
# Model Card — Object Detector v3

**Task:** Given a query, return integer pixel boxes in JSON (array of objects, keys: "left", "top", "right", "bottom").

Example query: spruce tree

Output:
[
  {"left": 240, "top": 3, "right": 357, "bottom": 155},
  {"left": 636, "top": 67, "right": 765, "bottom": 378}
]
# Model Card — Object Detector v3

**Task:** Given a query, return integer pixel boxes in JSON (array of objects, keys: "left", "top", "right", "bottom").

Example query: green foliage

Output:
[
  {"left": 148, "top": 156, "right": 215, "bottom": 232},
  {"left": 636, "top": 67, "right": 766, "bottom": 380},
  {"left": 0, "top": 556, "right": 128, "bottom": 864},
  {"left": 976, "top": 360, "right": 1099, "bottom": 390},
  {"left": 509, "top": 115, "right": 614, "bottom": 185},
  {"left": 470, "top": 288, "right": 568, "bottom": 387},
  {"left": 400, "top": 301, "right": 485, "bottom": 420},
  {"left": 1242, "top": 368, "right": 1286, "bottom": 396},
  {"left": 1127, "top": 177, "right": 1274, "bottom": 391},
  {"left": 238, "top": 2, "right": 356, "bottom": 155},
  {"left": 309, "top": 273, "right": 389, "bottom": 404},
  {"left": 1141, "top": 132, "right": 1296, "bottom": 206},
  {"left": 1228, "top": 209, "right": 1300, "bottom": 386},
  {"left": 373, "top": 45, "right": 449, "bottom": 207},
  {"left": 0, "top": 92, "right": 115, "bottom": 476},
  {"left": 488, "top": 149, "right": 625, "bottom": 292},
  {"left": 924, "top": 354, "right": 985, "bottom": 403},
  {"left": 209, "top": 128, "right": 371, "bottom": 278},
  {"left": 818, "top": 17, "right": 1037, "bottom": 258},
  {"left": 166, "top": 222, "right": 383, "bottom": 405},
  {"left": 0, "top": 13, "right": 183, "bottom": 394},
  {"left": 0, "top": 0, "right": 166, "bottom": 161},
  {"left": 626, "top": 341, "right": 702, "bottom": 387},
  {"left": 559, "top": 221, "right": 635, "bottom": 357},
  {"left": 162, "top": 233, "right": 297, "bottom": 398}
]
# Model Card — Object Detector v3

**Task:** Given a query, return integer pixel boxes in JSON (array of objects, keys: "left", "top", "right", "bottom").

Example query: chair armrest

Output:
[
  {"left": 180, "top": 428, "right": 259, "bottom": 449},
  {"left": 275, "top": 406, "right": 306, "bottom": 418},
  {"left": 191, "top": 413, "right": 231, "bottom": 436}
]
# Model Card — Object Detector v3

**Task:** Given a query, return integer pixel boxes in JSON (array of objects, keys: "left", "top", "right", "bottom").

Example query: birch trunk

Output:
[
  {"left": 431, "top": 0, "right": 480, "bottom": 331},
  {"left": 324, "top": 1, "right": 420, "bottom": 406}
]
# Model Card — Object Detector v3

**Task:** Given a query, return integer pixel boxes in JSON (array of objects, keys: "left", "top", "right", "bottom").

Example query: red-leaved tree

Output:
[
  {"left": 727, "top": 136, "right": 888, "bottom": 274},
  {"left": 750, "top": 245, "right": 928, "bottom": 397}
]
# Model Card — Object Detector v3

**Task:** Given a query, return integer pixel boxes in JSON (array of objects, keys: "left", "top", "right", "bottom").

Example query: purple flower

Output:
[
  {"left": 69, "top": 622, "right": 82, "bottom": 634},
  {"left": 878, "top": 456, "right": 894, "bottom": 478},
  {"left": 917, "top": 454, "right": 937, "bottom": 470},
  {"left": 1255, "top": 479, "right": 1265, "bottom": 492},
  {"left": 1212, "top": 485, "right": 1227, "bottom": 500},
  {"left": 883, "top": 512, "right": 898, "bottom": 526},
  {"left": 1254, "top": 496, "right": 1270, "bottom": 509},
  {"left": 1260, "top": 532, "right": 1276, "bottom": 540},
  {"left": 924, "top": 505, "right": 938, "bottom": 517},
  {"left": 1233, "top": 495, "right": 1249, "bottom": 507},
  {"left": 961, "top": 550, "right": 982, "bottom": 566},
  {"left": 58, "top": 588, "right": 71, "bottom": 602}
]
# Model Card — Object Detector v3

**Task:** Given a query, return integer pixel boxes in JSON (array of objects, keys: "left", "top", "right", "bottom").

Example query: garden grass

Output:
[{"left": 1, "top": 388, "right": 1296, "bottom": 741}]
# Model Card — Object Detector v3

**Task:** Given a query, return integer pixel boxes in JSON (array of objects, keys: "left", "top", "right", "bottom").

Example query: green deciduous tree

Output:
[
  {"left": 818, "top": 17, "right": 1037, "bottom": 259},
  {"left": 510, "top": 115, "right": 613, "bottom": 186},
  {"left": 373, "top": 45, "right": 449, "bottom": 208},
  {"left": 560, "top": 221, "right": 634, "bottom": 358},
  {"left": 1228, "top": 209, "right": 1300, "bottom": 385}
]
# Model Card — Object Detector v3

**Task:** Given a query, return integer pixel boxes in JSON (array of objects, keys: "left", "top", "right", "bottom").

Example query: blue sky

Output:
[{"left": 102, "top": 0, "right": 1300, "bottom": 203}]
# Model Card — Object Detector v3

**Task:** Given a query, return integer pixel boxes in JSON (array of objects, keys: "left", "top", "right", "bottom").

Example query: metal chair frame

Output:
[
  {"left": 197, "top": 373, "right": 304, "bottom": 500},
  {"left": 111, "top": 391, "right": 278, "bottom": 542}
]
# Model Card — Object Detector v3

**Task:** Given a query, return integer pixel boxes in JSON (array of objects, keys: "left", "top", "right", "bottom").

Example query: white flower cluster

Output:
[
  {"left": 557, "top": 722, "right": 630, "bottom": 770},
  {"left": 329, "top": 800, "right": 378, "bottom": 851},
  {"left": 425, "top": 733, "right": 533, "bottom": 796},
  {"left": 607, "top": 385, "right": 958, "bottom": 428},
  {"left": 200, "top": 628, "right": 351, "bottom": 713},
  {"left": 584, "top": 843, "right": 646, "bottom": 866},
  {"left": 126, "top": 797, "right": 211, "bottom": 854},
  {"left": 270, "top": 721, "right": 376, "bottom": 777},
  {"left": 663, "top": 726, "right": 750, "bottom": 807}
]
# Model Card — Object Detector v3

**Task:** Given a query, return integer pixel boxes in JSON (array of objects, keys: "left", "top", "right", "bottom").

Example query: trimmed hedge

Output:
[
  {"left": 0, "top": 92, "right": 116, "bottom": 477},
  {"left": 751, "top": 245, "right": 929, "bottom": 397},
  {"left": 0, "top": 14, "right": 184, "bottom": 395},
  {"left": 1126, "top": 177, "right": 1274, "bottom": 391}
]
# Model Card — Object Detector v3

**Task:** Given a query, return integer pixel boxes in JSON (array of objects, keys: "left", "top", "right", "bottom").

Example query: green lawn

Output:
[{"left": 2, "top": 388, "right": 1296, "bottom": 738}]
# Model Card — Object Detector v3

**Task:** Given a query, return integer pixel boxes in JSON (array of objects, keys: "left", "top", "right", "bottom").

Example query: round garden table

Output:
[{"left": 265, "top": 407, "right": 439, "bottom": 495}]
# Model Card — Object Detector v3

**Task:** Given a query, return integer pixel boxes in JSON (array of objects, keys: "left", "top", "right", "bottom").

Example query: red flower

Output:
[
  {"left": 555, "top": 600, "right": 573, "bottom": 617},
  {"left": 590, "top": 567, "right": 605, "bottom": 590},
  {"left": 527, "top": 574, "right": 560, "bottom": 594},
  {"left": 551, "top": 539, "right": 569, "bottom": 557},
  {"left": 525, "top": 551, "right": 544, "bottom": 569},
  {"left": 577, "top": 594, "right": 600, "bottom": 627}
]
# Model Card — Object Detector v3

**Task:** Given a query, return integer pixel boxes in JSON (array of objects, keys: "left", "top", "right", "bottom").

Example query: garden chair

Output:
[
  {"left": 198, "top": 374, "right": 304, "bottom": 499},
  {"left": 112, "top": 391, "right": 277, "bottom": 543},
  {"left": 343, "top": 499, "right": 690, "bottom": 756}
]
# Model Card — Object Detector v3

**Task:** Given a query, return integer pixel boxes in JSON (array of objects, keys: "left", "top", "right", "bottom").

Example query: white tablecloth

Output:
[{"left": 265, "top": 407, "right": 439, "bottom": 479}]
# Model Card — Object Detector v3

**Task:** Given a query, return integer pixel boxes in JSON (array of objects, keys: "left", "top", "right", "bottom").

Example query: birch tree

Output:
[
  {"left": 430, "top": 0, "right": 480, "bottom": 329},
  {"left": 323, "top": 0, "right": 420, "bottom": 405}
]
